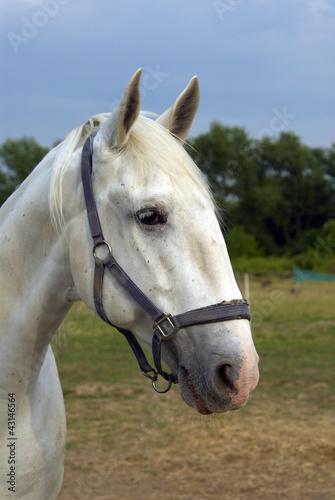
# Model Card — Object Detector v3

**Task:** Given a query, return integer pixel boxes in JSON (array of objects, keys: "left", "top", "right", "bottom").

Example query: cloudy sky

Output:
[{"left": 1, "top": 0, "right": 334, "bottom": 149}]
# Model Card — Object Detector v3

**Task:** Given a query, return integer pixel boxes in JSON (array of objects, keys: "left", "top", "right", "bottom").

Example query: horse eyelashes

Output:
[{"left": 136, "top": 208, "right": 167, "bottom": 226}]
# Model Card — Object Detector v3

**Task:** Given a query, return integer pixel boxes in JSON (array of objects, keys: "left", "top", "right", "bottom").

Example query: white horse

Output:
[{"left": 0, "top": 69, "right": 259, "bottom": 499}]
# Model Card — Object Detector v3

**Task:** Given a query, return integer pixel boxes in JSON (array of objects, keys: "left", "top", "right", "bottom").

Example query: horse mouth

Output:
[{"left": 179, "top": 367, "right": 213, "bottom": 415}]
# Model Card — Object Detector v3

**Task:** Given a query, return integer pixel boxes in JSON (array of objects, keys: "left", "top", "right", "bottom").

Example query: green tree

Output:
[
  {"left": 187, "top": 122, "right": 256, "bottom": 202},
  {"left": 0, "top": 137, "right": 49, "bottom": 206},
  {"left": 225, "top": 225, "right": 262, "bottom": 259},
  {"left": 188, "top": 124, "right": 335, "bottom": 256},
  {"left": 253, "top": 133, "right": 334, "bottom": 251}
]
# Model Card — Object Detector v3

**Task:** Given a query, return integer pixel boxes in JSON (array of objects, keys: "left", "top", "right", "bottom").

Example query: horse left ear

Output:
[
  {"left": 157, "top": 76, "right": 200, "bottom": 142},
  {"left": 96, "top": 68, "right": 142, "bottom": 149}
]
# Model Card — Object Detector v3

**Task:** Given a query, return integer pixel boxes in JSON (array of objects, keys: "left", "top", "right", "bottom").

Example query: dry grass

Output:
[{"left": 56, "top": 277, "right": 335, "bottom": 499}]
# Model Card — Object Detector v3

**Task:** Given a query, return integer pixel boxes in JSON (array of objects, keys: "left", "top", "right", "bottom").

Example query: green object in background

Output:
[{"left": 294, "top": 268, "right": 335, "bottom": 282}]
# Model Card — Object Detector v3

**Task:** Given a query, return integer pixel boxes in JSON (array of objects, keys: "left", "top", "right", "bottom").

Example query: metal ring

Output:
[
  {"left": 93, "top": 240, "right": 112, "bottom": 262},
  {"left": 152, "top": 375, "right": 172, "bottom": 394}
]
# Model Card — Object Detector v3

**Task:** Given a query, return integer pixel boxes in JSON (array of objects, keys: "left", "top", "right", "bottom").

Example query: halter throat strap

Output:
[{"left": 81, "top": 135, "right": 251, "bottom": 392}]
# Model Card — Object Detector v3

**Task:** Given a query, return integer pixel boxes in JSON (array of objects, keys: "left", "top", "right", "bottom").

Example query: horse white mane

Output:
[
  {"left": 49, "top": 112, "right": 215, "bottom": 232},
  {"left": 49, "top": 113, "right": 108, "bottom": 231}
]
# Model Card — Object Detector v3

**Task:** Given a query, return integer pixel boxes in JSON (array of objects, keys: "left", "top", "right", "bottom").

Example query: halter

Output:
[{"left": 81, "top": 135, "right": 251, "bottom": 393}]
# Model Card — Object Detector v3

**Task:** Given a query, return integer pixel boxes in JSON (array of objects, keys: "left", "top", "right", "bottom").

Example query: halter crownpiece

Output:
[{"left": 81, "top": 135, "right": 251, "bottom": 393}]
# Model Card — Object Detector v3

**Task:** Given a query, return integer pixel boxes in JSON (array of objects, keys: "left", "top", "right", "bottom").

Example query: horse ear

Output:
[
  {"left": 96, "top": 68, "right": 142, "bottom": 149},
  {"left": 156, "top": 76, "right": 200, "bottom": 142}
]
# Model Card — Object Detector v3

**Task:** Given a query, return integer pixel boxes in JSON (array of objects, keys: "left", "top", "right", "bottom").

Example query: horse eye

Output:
[{"left": 136, "top": 208, "right": 166, "bottom": 226}]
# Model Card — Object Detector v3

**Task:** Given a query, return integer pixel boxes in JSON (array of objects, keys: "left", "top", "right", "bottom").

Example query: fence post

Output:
[{"left": 244, "top": 272, "right": 250, "bottom": 307}]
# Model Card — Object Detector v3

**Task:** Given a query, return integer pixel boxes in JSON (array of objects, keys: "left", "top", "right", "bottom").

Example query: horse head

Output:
[{"left": 66, "top": 69, "right": 259, "bottom": 414}]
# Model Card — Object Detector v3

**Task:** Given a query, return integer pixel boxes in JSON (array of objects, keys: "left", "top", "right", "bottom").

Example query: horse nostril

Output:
[{"left": 218, "top": 364, "right": 237, "bottom": 393}]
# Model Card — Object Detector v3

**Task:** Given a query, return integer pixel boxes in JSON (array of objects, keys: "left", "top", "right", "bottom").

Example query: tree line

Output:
[
  {"left": 1, "top": 126, "right": 335, "bottom": 259},
  {"left": 187, "top": 123, "right": 335, "bottom": 258}
]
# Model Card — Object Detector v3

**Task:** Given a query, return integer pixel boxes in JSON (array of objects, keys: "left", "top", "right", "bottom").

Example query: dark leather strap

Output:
[
  {"left": 174, "top": 300, "right": 250, "bottom": 328},
  {"left": 94, "top": 255, "right": 157, "bottom": 377},
  {"left": 104, "top": 254, "right": 163, "bottom": 323},
  {"left": 81, "top": 135, "right": 103, "bottom": 243},
  {"left": 81, "top": 136, "right": 160, "bottom": 380},
  {"left": 151, "top": 300, "right": 250, "bottom": 382}
]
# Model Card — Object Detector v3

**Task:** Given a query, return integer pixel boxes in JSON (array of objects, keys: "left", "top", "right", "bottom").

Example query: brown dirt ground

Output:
[{"left": 56, "top": 383, "right": 335, "bottom": 500}]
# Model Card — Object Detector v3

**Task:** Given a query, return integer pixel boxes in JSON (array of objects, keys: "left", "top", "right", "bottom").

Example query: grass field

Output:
[{"left": 56, "top": 277, "right": 335, "bottom": 500}]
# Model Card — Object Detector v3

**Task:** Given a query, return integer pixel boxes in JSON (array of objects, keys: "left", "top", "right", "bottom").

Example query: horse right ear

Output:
[
  {"left": 95, "top": 68, "right": 142, "bottom": 150},
  {"left": 157, "top": 76, "right": 200, "bottom": 142}
]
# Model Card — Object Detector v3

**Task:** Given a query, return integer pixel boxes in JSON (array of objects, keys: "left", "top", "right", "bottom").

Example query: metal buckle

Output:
[
  {"left": 93, "top": 240, "right": 112, "bottom": 262},
  {"left": 141, "top": 369, "right": 158, "bottom": 382},
  {"left": 154, "top": 313, "right": 178, "bottom": 340}
]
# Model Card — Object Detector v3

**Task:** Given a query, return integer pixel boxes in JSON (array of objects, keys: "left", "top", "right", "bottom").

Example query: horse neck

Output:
[{"left": 0, "top": 155, "right": 75, "bottom": 393}]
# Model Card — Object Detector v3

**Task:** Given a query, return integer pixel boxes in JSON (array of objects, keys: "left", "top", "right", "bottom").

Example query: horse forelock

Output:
[
  {"left": 49, "top": 114, "right": 109, "bottom": 232},
  {"left": 107, "top": 115, "right": 216, "bottom": 211},
  {"left": 49, "top": 112, "right": 218, "bottom": 233}
]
